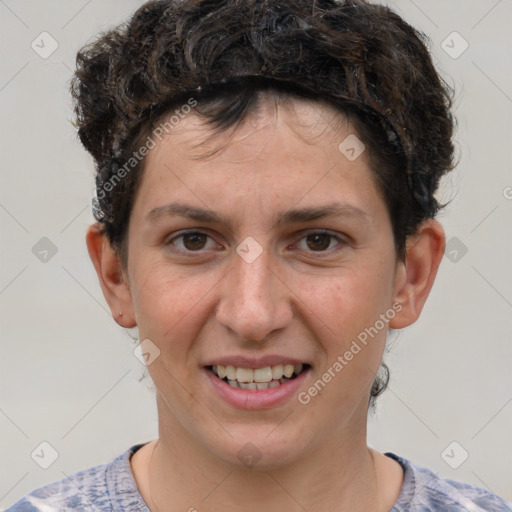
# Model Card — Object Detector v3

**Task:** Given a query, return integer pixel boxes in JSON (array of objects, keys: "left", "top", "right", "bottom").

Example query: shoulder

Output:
[
  {"left": 387, "top": 452, "right": 512, "bottom": 512},
  {"left": 4, "top": 444, "right": 149, "bottom": 512}
]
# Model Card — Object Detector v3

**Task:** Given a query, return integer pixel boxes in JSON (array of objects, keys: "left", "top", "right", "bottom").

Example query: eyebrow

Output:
[{"left": 146, "top": 201, "right": 369, "bottom": 229}]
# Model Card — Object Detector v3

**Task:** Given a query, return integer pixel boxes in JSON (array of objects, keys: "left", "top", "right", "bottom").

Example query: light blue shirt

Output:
[{"left": 5, "top": 444, "right": 512, "bottom": 511}]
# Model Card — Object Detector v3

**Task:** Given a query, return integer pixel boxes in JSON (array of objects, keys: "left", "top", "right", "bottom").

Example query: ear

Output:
[
  {"left": 389, "top": 219, "right": 445, "bottom": 329},
  {"left": 85, "top": 224, "right": 137, "bottom": 328}
]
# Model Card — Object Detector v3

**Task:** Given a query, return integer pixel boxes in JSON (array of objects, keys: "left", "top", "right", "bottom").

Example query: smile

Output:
[{"left": 208, "top": 363, "right": 308, "bottom": 390}]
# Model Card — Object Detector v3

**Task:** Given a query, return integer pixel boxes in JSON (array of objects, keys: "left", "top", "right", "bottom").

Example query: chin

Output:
[{"left": 205, "top": 428, "right": 309, "bottom": 471}]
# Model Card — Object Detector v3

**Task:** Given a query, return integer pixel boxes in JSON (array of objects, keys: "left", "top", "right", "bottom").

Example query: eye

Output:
[
  {"left": 294, "top": 231, "right": 345, "bottom": 254},
  {"left": 166, "top": 229, "right": 346, "bottom": 256},
  {"left": 167, "top": 230, "right": 220, "bottom": 253}
]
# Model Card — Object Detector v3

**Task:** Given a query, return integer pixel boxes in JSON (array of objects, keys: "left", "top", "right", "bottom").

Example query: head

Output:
[{"left": 76, "top": 0, "right": 454, "bottom": 469}]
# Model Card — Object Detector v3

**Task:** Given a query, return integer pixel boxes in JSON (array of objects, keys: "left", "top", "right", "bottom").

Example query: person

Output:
[{"left": 6, "top": 0, "right": 511, "bottom": 510}]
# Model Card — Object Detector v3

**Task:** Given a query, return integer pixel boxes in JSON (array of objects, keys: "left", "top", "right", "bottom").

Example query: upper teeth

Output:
[{"left": 212, "top": 364, "right": 304, "bottom": 383}]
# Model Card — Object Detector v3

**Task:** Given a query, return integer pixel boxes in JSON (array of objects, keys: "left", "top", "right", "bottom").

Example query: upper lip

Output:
[{"left": 203, "top": 355, "right": 310, "bottom": 368}]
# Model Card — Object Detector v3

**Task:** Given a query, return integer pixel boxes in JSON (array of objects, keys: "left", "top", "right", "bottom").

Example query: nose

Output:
[{"left": 215, "top": 246, "right": 293, "bottom": 342}]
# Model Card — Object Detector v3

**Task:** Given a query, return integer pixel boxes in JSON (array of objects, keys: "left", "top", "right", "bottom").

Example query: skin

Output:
[{"left": 87, "top": 96, "right": 445, "bottom": 512}]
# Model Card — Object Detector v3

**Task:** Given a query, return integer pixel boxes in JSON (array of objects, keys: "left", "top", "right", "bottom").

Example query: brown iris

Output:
[
  {"left": 182, "top": 233, "right": 208, "bottom": 250},
  {"left": 305, "top": 233, "right": 331, "bottom": 251}
]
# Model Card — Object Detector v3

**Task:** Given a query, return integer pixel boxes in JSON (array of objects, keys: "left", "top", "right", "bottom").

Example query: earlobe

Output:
[
  {"left": 389, "top": 220, "right": 445, "bottom": 329},
  {"left": 85, "top": 224, "right": 137, "bottom": 328}
]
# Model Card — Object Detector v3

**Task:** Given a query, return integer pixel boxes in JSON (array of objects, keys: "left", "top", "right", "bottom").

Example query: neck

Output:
[{"left": 136, "top": 394, "right": 394, "bottom": 512}]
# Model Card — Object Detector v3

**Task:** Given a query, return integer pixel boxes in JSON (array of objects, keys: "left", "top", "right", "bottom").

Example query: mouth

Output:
[{"left": 206, "top": 363, "right": 310, "bottom": 390}]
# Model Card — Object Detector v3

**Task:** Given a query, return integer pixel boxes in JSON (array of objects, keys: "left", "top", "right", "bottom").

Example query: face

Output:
[{"left": 123, "top": 97, "right": 404, "bottom": 469}]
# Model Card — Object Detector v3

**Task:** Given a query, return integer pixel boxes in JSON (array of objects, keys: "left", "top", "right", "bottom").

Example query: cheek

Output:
[
  {"left": 130, "top": 260, "right": 216, "bottom": 342},
  {"left": 299, "top": 276, "right": 392, "bottom": 412},
  {"left": 302, "top": 268, "right": 393, "bottom": 345}
]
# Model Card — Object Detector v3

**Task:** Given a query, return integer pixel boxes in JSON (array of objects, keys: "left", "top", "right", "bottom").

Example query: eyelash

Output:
[{"left": 166, "top": 229, "right": 347, "bottom": 256}]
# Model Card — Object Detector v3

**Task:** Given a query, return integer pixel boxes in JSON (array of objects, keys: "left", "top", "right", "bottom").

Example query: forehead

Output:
[
  {"left": 174, "top": 96, "right": 353, "bottom": 160},
  {"left": 132, "top": 96, "right": 387, "bottom": 228}
]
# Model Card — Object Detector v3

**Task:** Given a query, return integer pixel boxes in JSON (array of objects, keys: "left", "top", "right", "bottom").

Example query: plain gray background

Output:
[{"left": 1, "top": 0, "right": 511, "bottom": 508}]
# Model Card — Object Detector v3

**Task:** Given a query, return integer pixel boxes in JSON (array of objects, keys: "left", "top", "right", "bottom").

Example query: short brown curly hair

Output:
[{"left": 71, "top": 0, "right": 455, "bottom": 406}]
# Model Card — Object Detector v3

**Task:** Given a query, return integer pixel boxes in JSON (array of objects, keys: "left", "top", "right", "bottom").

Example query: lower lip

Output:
[{"left": 203, "top": 367, "right": 310, "bottom": 410}]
